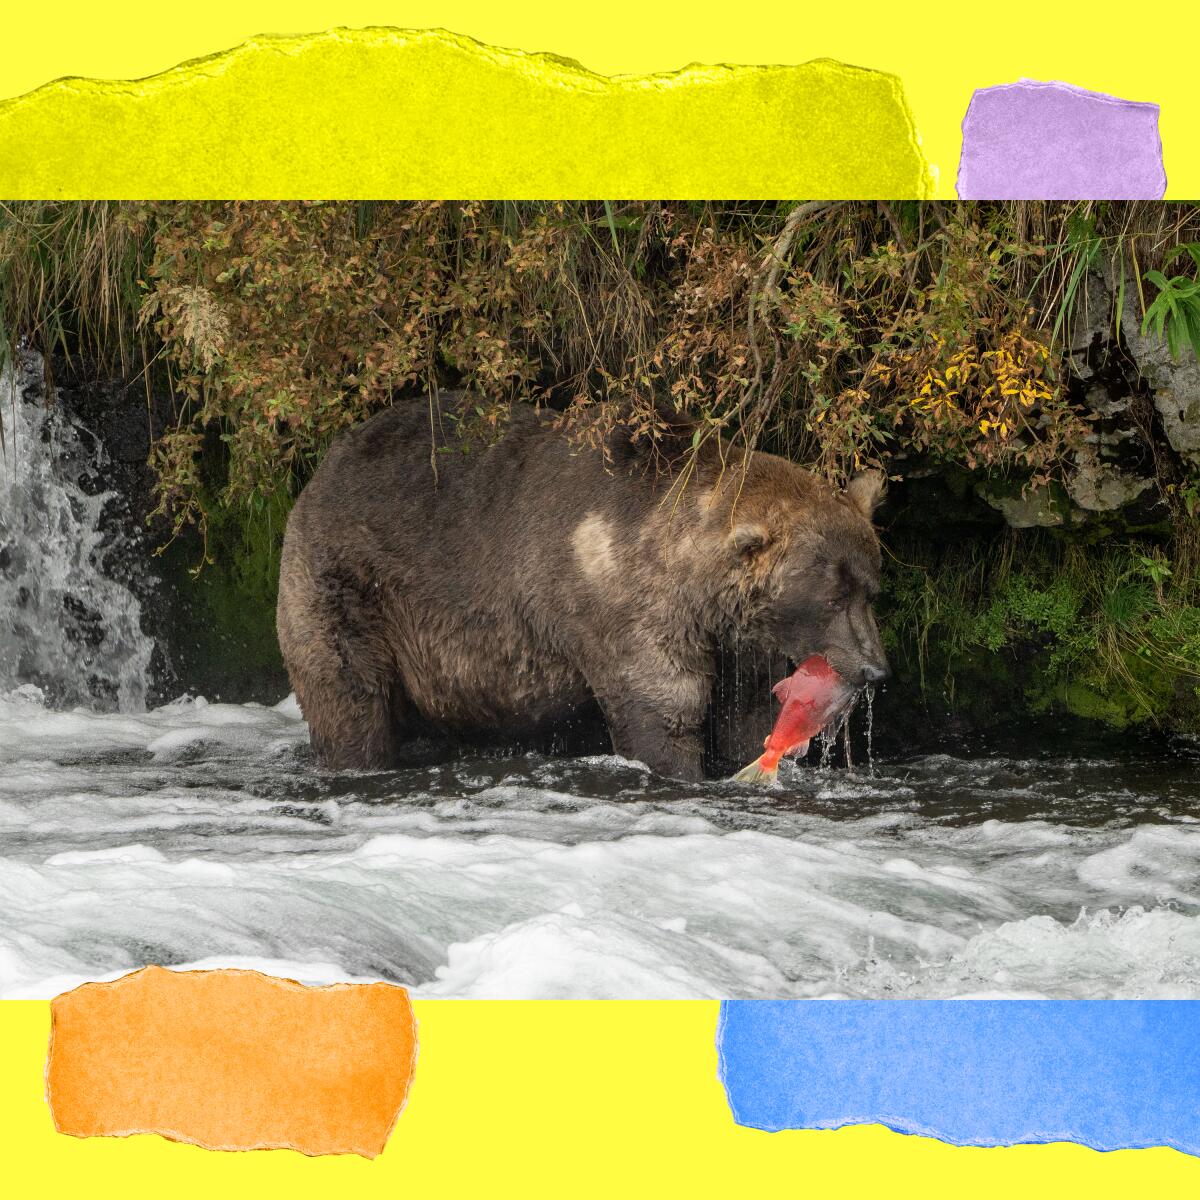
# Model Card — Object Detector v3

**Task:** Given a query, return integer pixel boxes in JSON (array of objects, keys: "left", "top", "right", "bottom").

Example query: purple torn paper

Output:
[{"left": 957, "top": 79, "right": 1165, "bottom": 200}]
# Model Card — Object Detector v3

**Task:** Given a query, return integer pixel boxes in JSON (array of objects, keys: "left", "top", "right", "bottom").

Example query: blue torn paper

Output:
[{"left": 717, "top": 1001, "right": 1200, "bottom": 1154}]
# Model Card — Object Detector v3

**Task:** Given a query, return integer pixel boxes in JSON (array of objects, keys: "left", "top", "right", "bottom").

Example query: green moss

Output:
[
  {"left": 156, "top": 489, "right": 291, "bottom": 702},
  {"left": 877, "top": 528, "right": 1200, "bottom": 737},
  {"left": 1056, "top": 682, "right": 1133, "bottom": 727}
]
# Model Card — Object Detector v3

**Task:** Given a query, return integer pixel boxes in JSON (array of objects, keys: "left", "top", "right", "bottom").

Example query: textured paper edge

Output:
[
  {"left": 0, "top": 24, "right": 934, "bottom": 198},
  {"left": 955, "top": 77, "right": 1166, "bottom": 199},
  {"left": 714, "top": 1000, "right": 1197, "bottom": 1156},
  {"left": 44, "top": 965, "right": 420, "bottom": 1158}
]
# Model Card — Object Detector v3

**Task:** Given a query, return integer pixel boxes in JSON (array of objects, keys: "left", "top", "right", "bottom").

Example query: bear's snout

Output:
[{"left": 859, "top": 660, "right": 890, "bottom": 686}]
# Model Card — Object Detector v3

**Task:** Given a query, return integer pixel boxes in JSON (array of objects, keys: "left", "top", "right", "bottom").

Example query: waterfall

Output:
[{"left": 0, "top": 348, "right": 154, "bottom": 711}]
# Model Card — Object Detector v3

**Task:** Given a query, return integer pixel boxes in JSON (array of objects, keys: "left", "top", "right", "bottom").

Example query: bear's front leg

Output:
[{"left": 600, "top": 695, "right": 705, "bottom": 782}]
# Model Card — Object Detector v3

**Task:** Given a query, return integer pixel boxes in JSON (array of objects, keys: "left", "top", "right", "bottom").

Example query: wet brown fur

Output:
[{"left": 277, "top": 395, "right": 888, "bottom": 779}]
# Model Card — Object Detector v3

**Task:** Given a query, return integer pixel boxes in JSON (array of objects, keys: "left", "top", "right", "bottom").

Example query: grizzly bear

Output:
[{"left": 276, "top": 395, "right": 889, "bottom": 780}]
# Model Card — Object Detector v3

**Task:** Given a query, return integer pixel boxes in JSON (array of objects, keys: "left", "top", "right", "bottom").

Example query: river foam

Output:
[{"left": 2, "top": 686, "right": 1198, "bottom": 1000}]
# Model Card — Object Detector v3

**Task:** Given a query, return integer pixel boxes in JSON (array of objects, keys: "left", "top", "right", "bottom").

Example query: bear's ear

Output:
[
  {"left": 844, "top": 470, "right": 885, "bottom": 519},
  {"left": 730, "top": 522, "right": 771, "bottom": 558}
]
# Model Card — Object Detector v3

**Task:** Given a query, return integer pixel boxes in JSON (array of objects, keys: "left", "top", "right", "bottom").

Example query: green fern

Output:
[{"left": 1141, "top": 242, "right": 1200, "bottom": 360}]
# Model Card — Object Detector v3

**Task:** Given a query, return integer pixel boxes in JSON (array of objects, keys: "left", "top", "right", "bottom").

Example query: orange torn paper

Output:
[{"left": 45, "top": 966, "right": 417, "bottom": 1158}]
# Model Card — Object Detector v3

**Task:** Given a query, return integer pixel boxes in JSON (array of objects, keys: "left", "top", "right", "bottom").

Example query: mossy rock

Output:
[
  {"left": 154, "top": 492, "right": 291, "bottom": 704},
  {"left": 1055, "top": 681, "right": 1136, "bottom": 728}
]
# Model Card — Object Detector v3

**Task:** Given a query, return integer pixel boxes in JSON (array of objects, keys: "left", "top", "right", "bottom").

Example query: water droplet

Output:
[{"left": 864, "top": 685, "right": 876, "bottom": 776}]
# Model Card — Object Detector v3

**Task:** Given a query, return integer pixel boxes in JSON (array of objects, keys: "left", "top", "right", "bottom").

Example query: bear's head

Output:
[{"left": 708, "top": 462, "right": 890, "bottom": 690}]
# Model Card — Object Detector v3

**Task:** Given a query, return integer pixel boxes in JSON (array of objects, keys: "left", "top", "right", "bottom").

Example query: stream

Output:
[{"left": 3, "top": 351, "right": 1199, "bottom": 1000}]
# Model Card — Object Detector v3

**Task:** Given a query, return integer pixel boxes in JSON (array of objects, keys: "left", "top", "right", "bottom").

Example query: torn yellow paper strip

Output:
[
  {"left": 0, "top": 26, "right": 931, "bottom": 198},
  {"left": 45, "top": 965, "right": 417, "bottom": 1158}
]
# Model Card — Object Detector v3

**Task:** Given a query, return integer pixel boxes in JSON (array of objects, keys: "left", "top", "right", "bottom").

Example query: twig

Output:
[{"left": 736, "top": 201, "right": 838, "bottom": 432}]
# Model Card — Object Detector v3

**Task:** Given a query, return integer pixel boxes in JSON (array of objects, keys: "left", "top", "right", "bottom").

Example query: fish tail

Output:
[{"left": 732, "top": 756, "right": 779, "bottom": 785}]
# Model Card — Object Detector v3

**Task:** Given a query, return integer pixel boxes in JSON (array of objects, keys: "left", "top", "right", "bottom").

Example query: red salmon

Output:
[{"left": 732, "top": 655, "right": 855, "bottom": 784}]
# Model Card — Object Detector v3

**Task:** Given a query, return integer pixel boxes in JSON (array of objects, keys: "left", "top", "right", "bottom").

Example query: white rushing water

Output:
[
  {"left": 1, "top": 685, "right": 1198, "bottom": 1000},
  {"left": 2, "top": 346, "right": 1199, "bottom": 1000},
  {"left": 1, "top": 350, "right": 153, "bottom": 710}
]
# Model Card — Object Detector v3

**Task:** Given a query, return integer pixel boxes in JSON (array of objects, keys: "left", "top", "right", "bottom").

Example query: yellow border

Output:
[
  {"left": 1, "top": 1, "right": 1194, "bottom": 196},
  {"left": 1, "top": 5, "right": 1197, "bottom": 1190},
  {"left": 0, "top": 27, "right": 931, "bottom": 198},
  {"left": 5, "top": 1000, "right": 1200, "bottom": 1197}
]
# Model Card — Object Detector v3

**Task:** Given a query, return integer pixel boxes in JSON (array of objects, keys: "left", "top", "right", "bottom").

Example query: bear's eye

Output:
[{"left": 825, "top": 595, "right": 846, "bottom": 612}]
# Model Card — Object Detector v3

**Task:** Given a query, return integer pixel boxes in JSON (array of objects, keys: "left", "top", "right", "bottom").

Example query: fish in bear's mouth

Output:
[{"left": 734, "top": 654, "right": 859, "bottom": 784}]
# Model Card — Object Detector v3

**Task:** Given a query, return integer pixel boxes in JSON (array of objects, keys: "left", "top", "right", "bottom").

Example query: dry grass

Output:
[{"left": 1, "top": 201, "right": 1197, "bottom": 517}]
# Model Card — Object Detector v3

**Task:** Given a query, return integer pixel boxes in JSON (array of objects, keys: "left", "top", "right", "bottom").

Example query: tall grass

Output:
[
  {"left": 1, "top": 200, "right": 1198, "bottom": 729},
  {"left": 2, "top": 200, "right": 1197, "bottom": 469},
  {"left": 0, "top": 202, "right": 155, "bottom": 371},
  {"left": 0, "top": 202, "right": 156, "bottom": 446}
]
